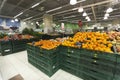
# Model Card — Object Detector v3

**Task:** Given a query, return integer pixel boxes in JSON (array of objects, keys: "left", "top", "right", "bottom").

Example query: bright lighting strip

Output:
[
  {"left": 64, "top": 15, "right": 76, "bottom": 19},
  {"left": 23, "top": 17, "right": 33, "bottom": 21},
  {"left": 46, "top": 7, "right": 63, "bottom": 13},
  {"left": 14, "top": 0, "right": 46, "bottom": 18},
  {"left": 14, "top": 12, "right": 23, "bottom": 18},
  {"left": 31, "top": 3, "right": 40, "bottom": 8}
]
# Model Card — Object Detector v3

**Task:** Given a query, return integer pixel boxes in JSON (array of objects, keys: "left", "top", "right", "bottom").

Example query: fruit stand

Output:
[
  {"left": 26, "top": 32, "right": 120, "bottom": 80},
  {"left": 27, "top": 40, "right": 61, "bottom": 77},
  {"left": 0, "top": 34, "right": 39, "bottom": 55}
]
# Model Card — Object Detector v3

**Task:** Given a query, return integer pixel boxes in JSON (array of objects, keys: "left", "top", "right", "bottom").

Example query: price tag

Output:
[{"left": 4, "top": 49, "right": 10, "bottom": 52}]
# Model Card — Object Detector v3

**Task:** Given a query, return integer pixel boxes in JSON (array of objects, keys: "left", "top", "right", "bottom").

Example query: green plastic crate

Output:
[
  {"left": 0, "top": 41, "right": 12, "bottom": 56},
  {"left": 12, "top": 44, "right": 26, "bottom": 53},
  {"left": 117, "top": 54, "right": 120, "bottom": 63},
  {"left": 79, "top": 55, "right": 116, "bottom": 67},
  {"left": 61, "top": 66, "right": 78, "bottom": 77},
  {"left": 35, "top": 54, "right": 59, "bottom": 66},
  {"left": 62, "top": 61, "right": 79, "bottom": 70},
  {"left": 82, "top": 67, "right": 113, "bottom": 80},
  {"left": 1, "top": 48, "right": 12, "bottom": 56},
  {"left": 62, "top": 54, "right": 79, "bottom": 64},
  {"left": 11, "top": 39, "right": 27, "bottom": 45},
  {"left": 114, "top": 74, "right": 120, "bottom": 80}
]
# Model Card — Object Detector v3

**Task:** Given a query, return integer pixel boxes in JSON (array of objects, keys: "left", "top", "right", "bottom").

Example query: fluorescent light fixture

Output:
[
  {"left": 46, "top": 7, "right": 62, "bottom": 13},
  {"left": 72, "top": 8, "right": 78, "bottom": 10},
  {"left": 83, "top": 12, "right": 87, "bottom": 16},
  {"left": 15, "top": 19, "right": 18, "bottom": 22},
  {"left": 105, "top": 13, "right": 109, "bottom": 17},
  {"left": 64, "top": 15, "right": 76, "bottom": 19},
  {"left": 11, "top": 20, "right": 14, "bottom": 22},
  {"left": 106, "top": 7, "right": 113, "bottom": 13},
  {"left": 14, "top": 12, "right": 23, "bottom": 18},
  {"left": 31, "top": 3, "right": 40, "bottom": 8},
  {"left": 23, "top": 17, "right": 33, "bottom": 21},
  {"left": 104, "top": 16, "right": 108, "bottom": 20},
  {"left": 85, "top": 16, "right": 89, "bottom": 20},
  {"left": 78, "top": 7, "right": 84, "bottom": 12},
  {"left": 70, "top": 0, "right": 77, "bottom": 5}
]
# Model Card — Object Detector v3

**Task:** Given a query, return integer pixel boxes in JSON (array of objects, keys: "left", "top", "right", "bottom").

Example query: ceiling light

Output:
[
  {"left": 83, "top": 12, "right": 87, "bottom": 16},
  {"left": 70, "top": 0, "right": 77, "bottom": 5},
  {"left": 106, "top": 7, "right": 113, "bottom": 13},
  {"left": 23, "top": 22, "right": 26, "bottom": 24},
  {"left": 85, "top": 16, "right": 89, "bottom": 20},
  {"left": 87, "top": 18, "right": 91, "bottom": 21},
  {"left": 31, "top": 3, "right": 40, "bottom": 8},
  {"left": 105, "top": 13, "right": 109, "bottom": 17},
  {"left": 15, "top": 19, "right": 18, "bottom": 22},
  {"left": 31, "top": 23, "right": 33, "bottom": 25},
  {"left": 104, "top": 16, "right": 108, "bottom": 20},
  {"left": 11, "top": 20, "right": 14, "bottom": 23},
  {"left": 36, "top": 22, "right": 39, "bottom": 24},
  {"left": 14, "top": 12, "right": 23, "bottom": 18},
  {"left": 78, "top": 7, "right": 84, "bottom": 12}
]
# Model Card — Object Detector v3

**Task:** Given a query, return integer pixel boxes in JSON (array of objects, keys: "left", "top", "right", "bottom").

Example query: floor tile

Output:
[{"left": 0, "top": 51, "right": 83, "bottom": 80}]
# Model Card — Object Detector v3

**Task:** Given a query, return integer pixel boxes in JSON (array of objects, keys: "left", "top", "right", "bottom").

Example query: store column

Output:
[{"left": 43, "top": 14, "right": 53, "bottom": 33}]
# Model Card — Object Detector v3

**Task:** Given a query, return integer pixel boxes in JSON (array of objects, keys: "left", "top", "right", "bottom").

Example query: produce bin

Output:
[
  {"left": 27, "top": 44, "right": 60, "bottom": 77},
  {"left": 0, "top": 40, "right": 12, "bottom": 56},
  {"left": 12, "top": 44, "right": 26, "bottom": 53},
  {"left": 60, "top": 46, "right": 117, "bottom": 80}
]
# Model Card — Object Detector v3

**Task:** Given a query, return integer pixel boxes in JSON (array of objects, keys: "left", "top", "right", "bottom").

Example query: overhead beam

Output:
[
  {"left": 29, "top": 0, "right": 111, "bottom": 21},
  {"left": 91, "top": 6, "right": 97, "bottom": 22},
  {"left": 0, "top": 15, "right": 14, "bottom": 18},
  {"left": 52, "top": 0, "right": 111, "bottom": 16},
  {"left": 0, "top": 0, "right": 7, "bottom": 13},
  {"left": 23, "top": 0, "right": 86, "bottom": 21},
  {"left": 14, "top": 0, "right": 46, "bottom": 18},
  {"left": 5, "top": 2, "right": 38, "bottom": 17}
]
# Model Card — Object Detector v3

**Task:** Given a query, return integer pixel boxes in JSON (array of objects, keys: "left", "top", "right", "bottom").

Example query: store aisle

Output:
[{"left": 0, "top": 51, "right": 83, "bottom": 80}]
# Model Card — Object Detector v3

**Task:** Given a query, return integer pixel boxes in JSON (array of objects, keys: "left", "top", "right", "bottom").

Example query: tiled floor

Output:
[{"left": 0, "top": 51, "right": 83, "bottom": 80}]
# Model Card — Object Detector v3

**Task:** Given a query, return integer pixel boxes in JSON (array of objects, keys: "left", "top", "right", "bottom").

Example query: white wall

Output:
[
  {"left": 0, "top": 19, "right": 36, "bottom": 32},
  {"left": 0, "top": 20, "right": 6, "bottom": 27},
  {"left": 19, "top": 21, "right": 36, "bottom": 32}
]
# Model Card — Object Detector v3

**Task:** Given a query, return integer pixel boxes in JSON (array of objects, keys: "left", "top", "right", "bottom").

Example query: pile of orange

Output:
[
  {"left": 22, "top": 35, "right": 33, "bottom": 39},
  {"left": 62, "top": 37, "right": 77, "bottom": 48},
  {"left": 34, "top": 40, "right": 61, "bottom": 50},
  {"left": 62, "top": 32, "right": 113, "bottom": 53}
]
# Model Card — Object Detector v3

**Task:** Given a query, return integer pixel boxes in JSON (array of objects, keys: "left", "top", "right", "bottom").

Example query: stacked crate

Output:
[
  {"left": 12, "top": 39, "right": 27, "bottom": 53},
  {"left": 12, "top": 38, "right": 39, "bottom": 53},
  {"left": 27, "top": 44, "right": 60, "bottom": 77},
  {"left": 60, "top": 46, "right": 117, "bottom": 80},
  {"left": 114, "top": 54, "right": 120, "bottom": 80},
  {"left": 0, "top": 41, "right": 12, "bottom": 56},
  {"left": 60, "top": 46, "right": 82, "bottom": 77},
  {"left": 27, "top": 45, "right": 120, "bottom": 79}
]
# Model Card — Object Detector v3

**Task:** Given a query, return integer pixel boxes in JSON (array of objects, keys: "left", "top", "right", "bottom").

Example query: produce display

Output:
[
  {"left": 108, "top": 31, "right": 120, "bottom": 53},
  {"left": 62, "top": 32, "right": 113, "bottom": 53},
  {"left": 0, "top": 33, "right": 7, "bottom": 39},
  {"left": 27, "top": 31, "right": 120, "bottom": 79},
  {"left": 0, "top": 34, "right": 34, "bottom": 41},
  {"left": 33, "top": 40, "right": 61, "bottom": 50}
]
